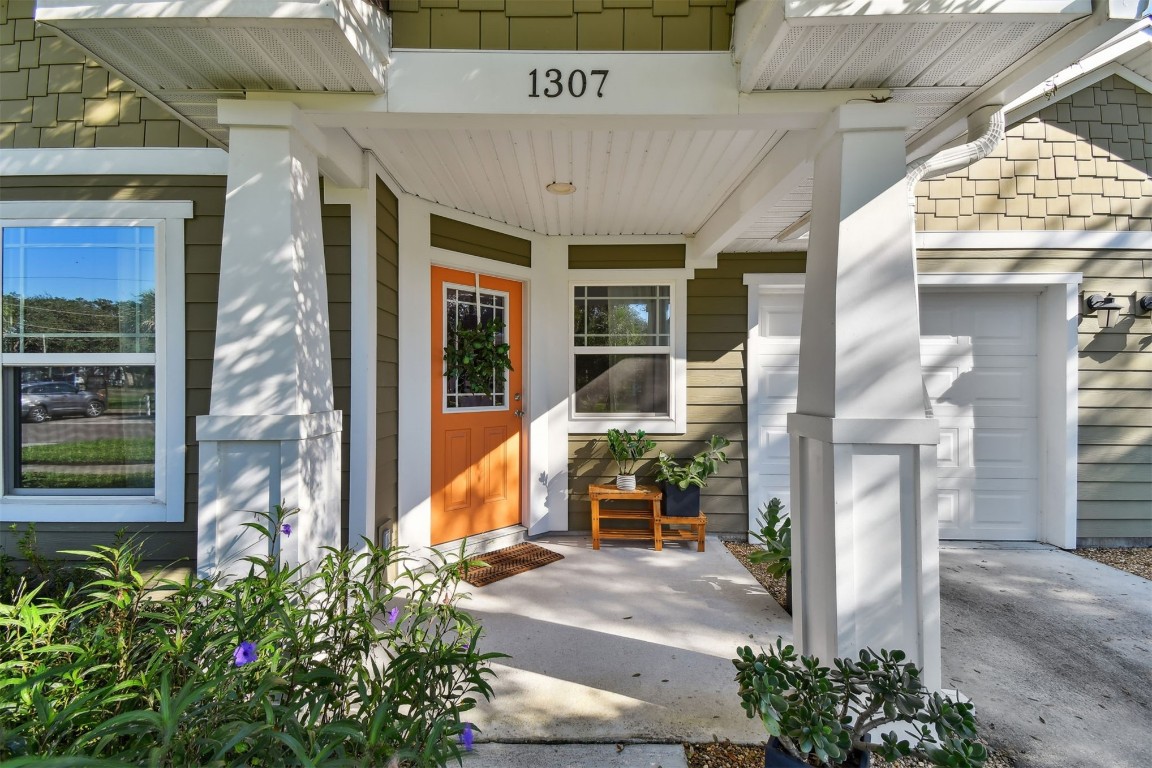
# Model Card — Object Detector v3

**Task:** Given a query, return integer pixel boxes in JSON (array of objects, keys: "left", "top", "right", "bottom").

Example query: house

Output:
[{"left": 1, "top": 0, "right": 1148, "bottom": 691}]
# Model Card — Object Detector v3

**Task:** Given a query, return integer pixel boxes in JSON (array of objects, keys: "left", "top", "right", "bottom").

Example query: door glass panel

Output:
[{"left": 445, "top": 285, "right": 508, "bottom": 410}]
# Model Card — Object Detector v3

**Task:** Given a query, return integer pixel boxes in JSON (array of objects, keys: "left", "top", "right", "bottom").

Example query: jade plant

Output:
[
  {"left": 749, "top": 497, "right": 791, "bottom": 580},
  {"left": 733, "top": 640, "right": 987, "bottom": 768}
]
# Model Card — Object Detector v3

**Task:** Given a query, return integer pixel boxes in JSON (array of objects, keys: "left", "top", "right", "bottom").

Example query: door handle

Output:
[{"left": 515, "top": 409, "right": 525, "bottom": 418}]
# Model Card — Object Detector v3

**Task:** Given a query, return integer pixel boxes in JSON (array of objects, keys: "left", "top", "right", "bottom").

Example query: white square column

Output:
[
  {"left": 197, "top": 102, "right": 342, "bottom": 576},
  {"left": 788, "top": 104, "right": 942, "bottom": 689}
]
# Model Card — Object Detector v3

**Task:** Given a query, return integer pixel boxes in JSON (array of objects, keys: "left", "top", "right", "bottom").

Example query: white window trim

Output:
[
  {"left": 567, "top": 270, "right": 688, "bottom": 435},
  {"left": 0, "top": 201, "right": 189, "bottom": 523}
]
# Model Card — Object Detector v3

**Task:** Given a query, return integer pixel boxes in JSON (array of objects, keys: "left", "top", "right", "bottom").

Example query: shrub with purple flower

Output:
[
  {"left": 233, "top": 641, "right": 258, "bottom": 667},
  {"left": 0, "top": 503, "right": 503, "bottom": 767}
]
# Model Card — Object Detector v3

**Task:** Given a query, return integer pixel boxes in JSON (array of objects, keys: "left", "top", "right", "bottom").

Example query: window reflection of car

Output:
[{"left": 20, "top": 382, "right": 106, "bottom": 422}]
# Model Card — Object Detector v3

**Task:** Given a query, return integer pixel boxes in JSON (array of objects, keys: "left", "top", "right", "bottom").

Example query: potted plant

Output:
[
  {"left": 749, "top": 498, "right": 792, "bottom": 612},
  {"left": 443, "top": 318, "right": 513, "bottom": 397},
  {"left": 605, "top": 428, "right": 657, "bottom": 490},
  {"left": 733, "top": 640, "right": 988, "bottom": 768},
  {"left": 653, "top": 435, "right": 730, "bottom": 516}
]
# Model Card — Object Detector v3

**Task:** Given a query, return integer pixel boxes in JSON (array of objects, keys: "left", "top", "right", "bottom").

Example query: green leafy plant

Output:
[
  {"left": 605, "top": 428, "right": 657, "bottom": 476},
  {"left": 654, "top": 435, "right": 730, "bottom": 490},
  {"left": 733, "top": 640, "right": 987, "bottom": 768},
  {"left": 443, "top": 318, "right": 513, "bottom": 397},
  {"left": 0, "top": 504, "right": 504, "bottom": 767},
  {"left": 749, "top": 498, "right": 791, "bottom": 580}
]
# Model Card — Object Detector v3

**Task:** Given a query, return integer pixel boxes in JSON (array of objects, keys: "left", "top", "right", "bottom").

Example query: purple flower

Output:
[
  {"left": 387, "top": 607, "right": 400, "bottom": 626},
  {"left": 233, "top": 641, "right": 258, "bottom": 667},
  {"left": 459, "top": 722, "right": 474, "bottom": 751},
  {"left": 281, "top": 523, "right": 292, "bottom": 537}
]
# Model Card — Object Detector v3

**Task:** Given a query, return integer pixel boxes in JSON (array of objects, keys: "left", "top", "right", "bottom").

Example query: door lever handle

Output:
[{"left": 515, "top": 409, "right": 525, "bottom": 418}]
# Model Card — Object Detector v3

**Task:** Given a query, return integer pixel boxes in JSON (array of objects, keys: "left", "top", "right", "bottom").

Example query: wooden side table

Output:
[{"left": 589, "top": 483, "right": 663, "bottom": 550}]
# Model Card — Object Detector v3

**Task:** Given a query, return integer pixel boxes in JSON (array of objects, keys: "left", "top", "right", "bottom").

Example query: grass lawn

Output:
[{"left": 21, "top": 438, "right": 154, "bottom": 465}]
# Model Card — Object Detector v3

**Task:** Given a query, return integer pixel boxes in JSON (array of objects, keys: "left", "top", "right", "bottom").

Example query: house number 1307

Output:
[{"left": 529, "top": 68, "right": 609, "bottom": 98}]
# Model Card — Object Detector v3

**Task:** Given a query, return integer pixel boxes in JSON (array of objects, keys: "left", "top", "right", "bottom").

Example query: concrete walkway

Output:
[{"left": 460, "top": 536, "right": 1152, "bottom": 768}]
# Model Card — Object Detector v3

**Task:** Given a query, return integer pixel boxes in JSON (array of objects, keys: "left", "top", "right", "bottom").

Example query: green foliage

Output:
[
  {"left": 21, "top": 439, "right": 155, "bottom": 465},
  {"left": 17, "top": 471, "right": 155, "bottom": 490},
  {"left": 0, "top": 506, "right": 503, "bottom": 767},
  {"left": 654, "top": 435, "right": 730, "bottom": 490},
  {"left": 733, "top": 640, "right": 986, "bottom": 768},
  {"left": 748, "top": 498, "right": 791, "bottom": 579},
  {"left": 604, "top": 428, "right": 657, "bottom": 476},
  {"left": 0, "top": 524, "right": 91, "bottom": 604},
  {"left": 443, "top": 318, "right": 513, "bottom": 397}
]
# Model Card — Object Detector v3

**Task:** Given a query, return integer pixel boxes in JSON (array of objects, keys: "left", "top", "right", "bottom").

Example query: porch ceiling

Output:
[
  {"left": 34, "top": 1, "right": 1140, "bottom": 251},
  {"left": 356, "top": 126, "right": 784, "bottom": 238}
]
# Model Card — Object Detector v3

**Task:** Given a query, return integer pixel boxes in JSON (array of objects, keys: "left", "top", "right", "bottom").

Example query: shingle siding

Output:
[{"left": 0, "top": 2, "right": 207, "bottom": 149}]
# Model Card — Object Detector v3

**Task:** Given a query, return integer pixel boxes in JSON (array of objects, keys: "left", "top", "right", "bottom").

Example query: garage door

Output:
[{"left": 750, "top": 288, "right": 1039, "bottom": 541}]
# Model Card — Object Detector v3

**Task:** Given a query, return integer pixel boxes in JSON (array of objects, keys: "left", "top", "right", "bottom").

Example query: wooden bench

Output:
[{"left": 589, "top": 483, "right": 707, "bottom": 552}]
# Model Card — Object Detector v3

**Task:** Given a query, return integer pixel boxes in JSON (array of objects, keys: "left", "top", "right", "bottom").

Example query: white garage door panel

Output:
[
  {"left": 924, "top": 358, "right": 1038, "bottom": 417},
  {"left": 753, "top": 288, "right": 1041, "bottom": 541}
]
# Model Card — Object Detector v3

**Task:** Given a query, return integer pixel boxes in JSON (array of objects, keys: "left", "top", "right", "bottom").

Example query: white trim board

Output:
[
  {"left": 0, "top": 148, "right": 229, "bottom": 177},
  {"left": 917, "top": 231, "right": 1152, "bottom": 250}
]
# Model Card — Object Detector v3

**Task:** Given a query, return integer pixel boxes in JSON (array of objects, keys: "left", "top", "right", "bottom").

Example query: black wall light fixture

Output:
[{"left": 1084, "top": 293, "right": 1123, "bottom": 329}]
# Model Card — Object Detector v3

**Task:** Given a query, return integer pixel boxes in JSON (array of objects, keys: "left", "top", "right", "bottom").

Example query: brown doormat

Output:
[{"left": 460, "top": 543, "right": 564, "bottom": 587}]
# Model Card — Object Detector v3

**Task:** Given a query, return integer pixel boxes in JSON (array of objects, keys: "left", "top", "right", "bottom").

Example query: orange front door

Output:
[{"left": 430, "top": 266, "right": 524, "bottom": 545}]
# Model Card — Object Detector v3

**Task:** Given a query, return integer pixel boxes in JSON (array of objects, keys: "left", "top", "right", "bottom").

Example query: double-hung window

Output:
[
  {"left": 570, "top": 276, "right": 686, "bottom": 433},
  {"left": 0, "top": 201, "right": 188, "bottom": 522}
]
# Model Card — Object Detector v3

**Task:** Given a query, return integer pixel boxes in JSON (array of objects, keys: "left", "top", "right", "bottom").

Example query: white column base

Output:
[
  {"left": 197, "top": 412, "right": 342, "bottom": 577},
  {"left": 789, "top": 414, "right": 941, "bottom": 691}
]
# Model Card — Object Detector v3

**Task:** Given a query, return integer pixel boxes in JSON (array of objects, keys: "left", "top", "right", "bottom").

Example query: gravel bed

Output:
[
  {"left": 724, "top": 541, "right": 789, "bottom": 608},
  {"left": 684, "top": 739, "right": 1015, "bottom": 768},
  {"left": 1069, "top": 546, "right": 1152, "bottom": 580}
]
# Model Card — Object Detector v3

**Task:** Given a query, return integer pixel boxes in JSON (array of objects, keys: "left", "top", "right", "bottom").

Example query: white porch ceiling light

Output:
[
  {"left": 546, "top": 182, "right": 576, "bottom": 195},
  {"left": 1084, "top": 293, "right": 1123, "bottom": 329}
]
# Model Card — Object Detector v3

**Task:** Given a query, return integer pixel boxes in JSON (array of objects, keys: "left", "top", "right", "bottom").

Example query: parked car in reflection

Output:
[{"left": 20, "top": 382, "right": 106, "bottom": 422}]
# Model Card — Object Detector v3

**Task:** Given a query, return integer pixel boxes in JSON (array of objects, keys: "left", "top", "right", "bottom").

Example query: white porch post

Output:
[
  {"left": 788, "top": 104, "right": 942, "bottom": 689},
  {"left": 197, "top": 101, "right": 342, "bottom": 576}
]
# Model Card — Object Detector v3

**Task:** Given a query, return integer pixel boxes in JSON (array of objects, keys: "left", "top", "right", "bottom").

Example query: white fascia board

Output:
[
  {"left": 387, "top": 51, "right": 738, "bottom": 116},
  {"left": 38, "top": 1, "right": 349, "bottom": 22},
  {"left": 0, "top": 148, "right": 227, "bottom": 177},
  {"left": 917, "top": 231, "right": 1152, "bottom": 251},
  {"left": 0, "top": 200, "right": 193, "bottom": 220}
]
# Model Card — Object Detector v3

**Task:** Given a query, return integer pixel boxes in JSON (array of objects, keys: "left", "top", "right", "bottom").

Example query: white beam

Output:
[{"left": 688, "top": 131, "right": 813, "bottom": 267}]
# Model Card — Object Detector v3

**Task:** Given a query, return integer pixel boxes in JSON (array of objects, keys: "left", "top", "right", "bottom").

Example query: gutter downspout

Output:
[{"left": 906, "top": 105, "right": 1006, "bottom": 416}]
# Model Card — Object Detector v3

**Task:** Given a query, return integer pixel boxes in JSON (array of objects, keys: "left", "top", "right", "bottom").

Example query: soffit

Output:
[
  {"left": 35, "top": 0, "right": 390, "bottom": 144},
  {"left": 358, "top": 126, "right": 784, "bottom": 238}
]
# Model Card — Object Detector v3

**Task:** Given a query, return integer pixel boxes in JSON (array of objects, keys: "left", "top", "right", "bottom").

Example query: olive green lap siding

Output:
[
  {"left": 430, "top": 214, "right": 531, "bottom": 267},
  {"left": 568, "top": 243, "right": 684, "bottom": 269},
  {"left": 391, "top": 0, "right": 734, "bottom": 51},
  {"left": 322, "top": 200, "right": 353, "bottom": 546},
  {"left": 0, "top": 3, "right": 205, "bottom": 149},
  {"left": 567, "top": 252, "right": 804, "bottom": 536},
  {"left": 376, "top": 179, "right": 400, "bottom": 548}
]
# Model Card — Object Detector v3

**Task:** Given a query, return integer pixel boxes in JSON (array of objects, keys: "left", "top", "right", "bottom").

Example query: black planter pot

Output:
[
  {"left": 660, "top": 483, "right": 701, "bottom": 516},
  {"left": 764, "top": 736, "right": 871, "bottom": 768}
]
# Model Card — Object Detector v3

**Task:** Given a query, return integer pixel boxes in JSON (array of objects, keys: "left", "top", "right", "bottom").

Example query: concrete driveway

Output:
[
  {"left": 939, "top": 543, "right": 1152, "bottom": 768},
  {"left": 463, "top": 536, "right": 1151, "bottom": 768}
]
